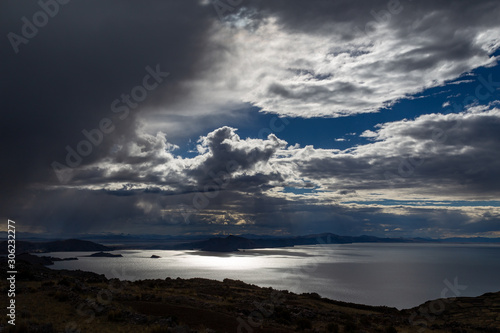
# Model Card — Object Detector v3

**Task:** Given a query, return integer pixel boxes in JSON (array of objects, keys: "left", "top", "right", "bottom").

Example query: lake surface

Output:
[{"left": 43, "top": 243, "right": 500, "bottom": 309}]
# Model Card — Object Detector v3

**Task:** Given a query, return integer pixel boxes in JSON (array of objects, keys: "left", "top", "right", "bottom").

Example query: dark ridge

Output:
[
  {"left": 0, "top": 239, "right": 112, "bottom": 254},
  {"left": 174, "top": 233, "right": 428, "bottom": 252}
]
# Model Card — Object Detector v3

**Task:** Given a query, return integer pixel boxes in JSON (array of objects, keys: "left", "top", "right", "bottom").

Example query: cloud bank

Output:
[{"left": 2, "top": 0, "right": 500, "bottom": 237}]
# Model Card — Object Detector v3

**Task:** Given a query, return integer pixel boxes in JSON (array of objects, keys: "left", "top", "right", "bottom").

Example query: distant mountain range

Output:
[
  {"left": 2, "top": 233, "right": 499, "bottom": 254},
  {"left": 174, "top": 233, "right": 430, "bottom": 252},
  {"left": 438, "top": 237, "right": 500, "bottom": 243},
  {"left": 0, "top": 239, "right": 112, "bottom": 254}
]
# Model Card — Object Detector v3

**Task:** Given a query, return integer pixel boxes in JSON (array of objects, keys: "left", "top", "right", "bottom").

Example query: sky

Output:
[{"left": 1, "top": 0, "right": 500, "bottom": 238}]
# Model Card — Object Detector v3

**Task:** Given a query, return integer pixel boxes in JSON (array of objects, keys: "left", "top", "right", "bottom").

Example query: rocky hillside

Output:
[{"left": 0, "top": 255, "right": 499, "bottom": 332}]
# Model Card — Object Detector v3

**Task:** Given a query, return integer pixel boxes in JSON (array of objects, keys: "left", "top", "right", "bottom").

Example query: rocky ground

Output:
[{"left": 0, "top": 255, "right": 499, "bottom": 333}]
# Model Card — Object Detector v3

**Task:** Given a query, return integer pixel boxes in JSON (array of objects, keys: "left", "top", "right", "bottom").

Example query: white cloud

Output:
[
  {"left": 54, "top": 103, "right": 500, "bottom": 207},
  {"left": 143, "top": 2, "right": 500, "bottom": 127},
  {"left": 32, "top": 104, "right": 500, "bottom": 236}
]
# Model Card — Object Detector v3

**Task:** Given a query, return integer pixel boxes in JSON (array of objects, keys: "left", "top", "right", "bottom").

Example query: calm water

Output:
[{"left": 43, "top": 243, "right": 500, "bottom": 309}]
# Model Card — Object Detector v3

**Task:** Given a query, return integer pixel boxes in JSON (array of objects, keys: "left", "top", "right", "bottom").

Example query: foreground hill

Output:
[{"left": 0, "top": 255, "right": 498, "bottom": 332}]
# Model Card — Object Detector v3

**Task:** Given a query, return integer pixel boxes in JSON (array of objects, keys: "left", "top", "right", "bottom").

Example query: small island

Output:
[
  {"left": 86, "top": 251, "right": 123, "bottom": 258},
  {"left": 150, "top": 255, "right": 161, "bottom": 258}
]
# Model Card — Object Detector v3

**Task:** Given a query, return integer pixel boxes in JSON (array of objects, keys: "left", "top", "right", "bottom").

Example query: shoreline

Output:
[
  {"left": 1, "top": 255, "right": 499, "bottom": 332},
  {"left": 35, "top": 243, "right": 500, "bottom": 311}
]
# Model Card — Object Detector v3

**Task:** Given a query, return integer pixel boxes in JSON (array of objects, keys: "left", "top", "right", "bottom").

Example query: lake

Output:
[{"left": 43, "top": 242, "right": 500, "bottom": 309}]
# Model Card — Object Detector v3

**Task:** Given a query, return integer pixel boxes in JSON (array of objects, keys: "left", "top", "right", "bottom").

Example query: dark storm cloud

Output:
[
  {"left": 250, "top": 0, "right": 500, "bottom": 38},
  {"left": 8, "top": 104, "right": 500, "bottom": 236},
  {"left": 2, "top": 0, "right": 498, "bottom": 190},
  {"left": 2, "top": 0, "right": 500, "bottom": 237},
  {"left": 0, "top": 0, "right": 217, "bottom": 212},
  {"left": 11, "top": 182, "right": 499, "bottom": 237}
]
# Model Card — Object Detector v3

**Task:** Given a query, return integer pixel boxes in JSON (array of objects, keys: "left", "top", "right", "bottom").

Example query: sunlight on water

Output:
[
  {"left": 43, "top": 243, "right": 500, "bottom": 309},
  {"left": 180, "top": 252, "right": 274, "bottom": 271}
]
